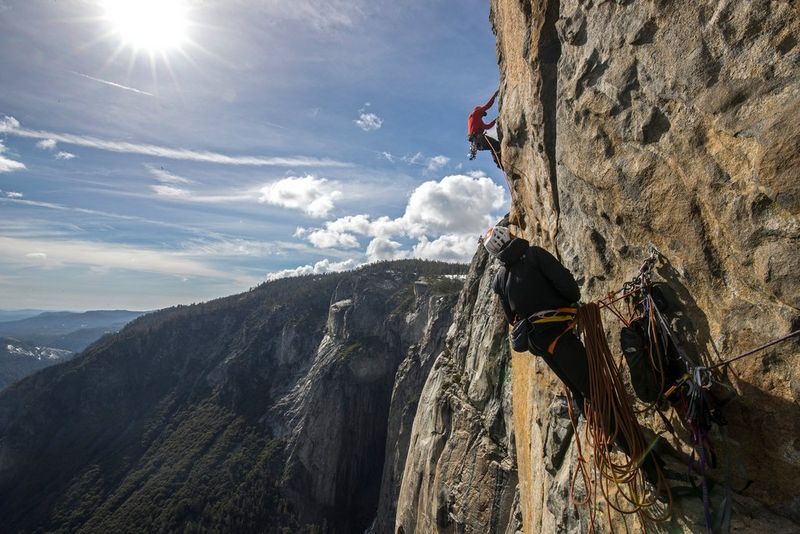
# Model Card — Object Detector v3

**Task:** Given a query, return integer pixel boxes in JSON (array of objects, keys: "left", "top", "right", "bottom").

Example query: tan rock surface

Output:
[{"left": 491, "top": 0, "right": 800, "bottom": 531}]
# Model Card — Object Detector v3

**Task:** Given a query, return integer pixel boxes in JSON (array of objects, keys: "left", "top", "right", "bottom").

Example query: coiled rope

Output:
[{"left": 568, "top": 302, "right": 672, "bottom": 529}]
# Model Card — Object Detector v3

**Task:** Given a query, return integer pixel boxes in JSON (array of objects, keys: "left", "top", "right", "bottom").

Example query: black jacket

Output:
[{"left": 492, "top": 238, "right": 581, "bottom": 324}]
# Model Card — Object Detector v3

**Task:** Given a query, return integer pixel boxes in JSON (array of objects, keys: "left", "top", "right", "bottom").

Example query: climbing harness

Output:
[{"left": 527, "top": 307, "right": 577, "bottom": 355}]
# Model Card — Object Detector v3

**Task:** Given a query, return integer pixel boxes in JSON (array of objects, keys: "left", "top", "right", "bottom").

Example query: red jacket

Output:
[{"left": 467, "top": 92, "right": 497, "bottom": 136}]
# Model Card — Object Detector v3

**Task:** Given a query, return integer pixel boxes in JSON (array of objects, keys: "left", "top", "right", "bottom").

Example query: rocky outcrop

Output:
[
  {"left": 490, "top": 0, "right": 799, "bottom": 531},
  {"left": 370, "top": 282, "right": 460, "bottom": 533},
  {"left": 393, "top": 249, "right": 522, "bottom": 534}
]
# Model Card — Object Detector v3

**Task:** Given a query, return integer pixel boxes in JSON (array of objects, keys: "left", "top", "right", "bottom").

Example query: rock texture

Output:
[
  {"left": 490, "top": 0, "right": 799, "bottom": 531},
  {"left": 393, "top": 249, "right": 522, "bottom": 534}
]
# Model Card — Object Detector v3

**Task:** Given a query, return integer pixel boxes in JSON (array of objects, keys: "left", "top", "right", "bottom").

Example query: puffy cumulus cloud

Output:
[
  {"left": 402, "top": 174, "right": 506, "bottom": 237},
  {"left": 36, "top": 139, "right": 57, "bottom": 150},
  {"left": 55, "top": 151, "right": 76, "bottom": 160},
  {"left": 298, "top": 214, "right": 406, "bottom": 250},
  {"left": 0, "top": 156, "right": 25, "bottom": 173},
  {"left": 412, "top": 234, "right": 479, "bottom": 263},
  {"left": 266, "top": 258, "right": 359, "bottom": 281},
  {"left": 325, "top": 214, "right": 373, "bottom": 235},
  {"left": 0, "top": 116, "right": 20, "bottom": 130},
  {"left": 293, "top": 174, "right": 505, "bottom": 261},
  {"left": 425, "top": 155, "right": 450, "bottom": 172},
  {"left": 366, "top": 238, "right": 408, "bottom": 262},
  {"left": 0, "top": 140, "right": 26, "bottom": 173},
  {"left": 258, "top": 175, "right": 341, "bottom": 218},
  {"left": 294, "top": 227, "right": 360, "bottom": 249},
  {"left": 355, "top": 107, "right": 383, "bottom": 131}
]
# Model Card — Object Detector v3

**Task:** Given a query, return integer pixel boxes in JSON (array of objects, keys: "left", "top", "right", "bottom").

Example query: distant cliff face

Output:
[
  {"left": 391, "top": 249, "right": 521, "bottom": 534},
  {"left": 0, "top": 261, "right": 465, "bottom": 533},
  {"left": 490, "top": 0, "right": 799, "bottom": 531}
]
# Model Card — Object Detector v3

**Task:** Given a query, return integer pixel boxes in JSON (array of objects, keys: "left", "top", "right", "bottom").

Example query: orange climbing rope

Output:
[{"left": 574, "top": 303, "right": 673, "bottom": 526}]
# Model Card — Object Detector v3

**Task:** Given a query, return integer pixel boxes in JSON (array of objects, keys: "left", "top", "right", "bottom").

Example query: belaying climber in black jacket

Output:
[
  {"left": 484, "top": 222, "right": 663, "bottom": 484},
  {"left": 484, "top": 223, "right": 589, "bottom": 408}
]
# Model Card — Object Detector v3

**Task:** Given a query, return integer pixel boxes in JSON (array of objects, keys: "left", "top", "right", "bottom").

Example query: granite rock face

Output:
[
  {"left": 393, "top": 249, "right": 522, "bottom": 534},
  {"left": 489, "top": 0, "right": 799, "bottom": 531}
]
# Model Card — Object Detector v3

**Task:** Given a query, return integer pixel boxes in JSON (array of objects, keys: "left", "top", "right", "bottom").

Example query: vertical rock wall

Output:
[
  {"left": 491, "top": 0, "right": 799, "bottom": 531},
  {"left": 394, "top": 250, "right": 522, "bottom": 534}
]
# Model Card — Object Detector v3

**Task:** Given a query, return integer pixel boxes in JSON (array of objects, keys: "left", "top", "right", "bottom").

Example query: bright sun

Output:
[{"left": 101, "top": 0, "right": 188, "bottom": 52}]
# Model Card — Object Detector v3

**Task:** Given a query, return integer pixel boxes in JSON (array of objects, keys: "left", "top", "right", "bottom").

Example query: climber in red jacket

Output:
[{"left": 468, "top": 90, "right": 501, "bottom": 168}]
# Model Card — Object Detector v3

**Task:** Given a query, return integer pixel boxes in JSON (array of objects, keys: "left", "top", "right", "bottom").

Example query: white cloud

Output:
[
  {"left": 0, "top": 140, "right": 25, "bottom": 173},
  {"left": 36, "top": 139, "right": 57, "bottom": 150},
  {"left": 55, "top": 151, "right": 76, "bottom": 160},
  {"left": 425, "top": 155, "right": 450, "bottom": 172},
  {"left": 0, "top": 116, "right": 20, "bottom": 130},
  {"left": 263, "top": 0, "right": 366, "bottom": 30},
  {"left": 324, "top": 214, "right": 373, "bottom": 236},
  {"left": 0, "top": 116, "right": 351, "bottom": 168},
  {"left": 366, "top": 238, "right": 408, "bottom": 262},
  {"left": 381, "top": 151, "right": 395, "bottom": 162},
  {"left": 151, "top": 184, "right": 189, "bottom": 198},
  {"left": 0, "top": 158, "right": 16, "bottom": 171},
  {"left": 402, "top": 152, "right": 424, "bottom": 165},
  {"left": 4, "top": 191, "right": 23, "bottom": 198},
  {"left": 401, "top": 174, "right": 506, "bottom": 237},
  {"left": 0, "top": 236, "right": 227, "bottom": 279},
  {"left": 293, "top": 174, "right": 505, "bottom": 261},
  {"left": 355, "top": 105, "right": 383, "bottom": 131},
  {"left": 146, "top": 164, "right": 193, "bottom": 184},
  {"left": 295, "top": 227, "right": 360, "bottom": 249},
  {"left": 306, "top": 174, "right": 505, "bottom": 239},
  {"left": 266, "top": 258, "right": 360, "bottom": 281},
  {"left": 258, "top": 175, "right": 341, "bottom": 218},
  {"left": 412, "top": 234, "right": 479, "bottom": 262}
]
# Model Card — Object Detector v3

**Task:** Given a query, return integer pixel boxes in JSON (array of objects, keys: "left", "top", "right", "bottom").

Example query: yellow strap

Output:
[{"left": 533, "top": 315, "right": 576, "bottom": 324}]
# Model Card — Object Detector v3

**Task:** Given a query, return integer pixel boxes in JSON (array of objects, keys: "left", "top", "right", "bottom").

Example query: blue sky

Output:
[{"left": 0, "top": 0, "right": 505, "bottom": 310}]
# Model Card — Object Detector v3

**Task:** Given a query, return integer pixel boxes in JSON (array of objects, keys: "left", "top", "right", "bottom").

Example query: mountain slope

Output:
[
  {"left": 0, "top": 260, "right": 466, "bottom": 533},
  {"left": 0, "top": 338, "right": 74, "bottom": 390},
  {"left": 0, "top": 310, "right": 144, "bottom": 352}
]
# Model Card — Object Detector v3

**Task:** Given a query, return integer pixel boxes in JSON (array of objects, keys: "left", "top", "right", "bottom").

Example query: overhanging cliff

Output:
[{"left": 491, "top": 0, "right": 799, "bottom": 531}]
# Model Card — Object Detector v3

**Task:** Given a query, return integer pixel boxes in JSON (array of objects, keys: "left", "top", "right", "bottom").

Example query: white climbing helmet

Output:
[{"left": 483, "top": 225, "right": 512, "bottom": 256}]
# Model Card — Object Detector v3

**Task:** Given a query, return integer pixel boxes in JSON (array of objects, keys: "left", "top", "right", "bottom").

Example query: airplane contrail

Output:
[{"left": 71, "top": 71, "right": 155, "bottom": 97}]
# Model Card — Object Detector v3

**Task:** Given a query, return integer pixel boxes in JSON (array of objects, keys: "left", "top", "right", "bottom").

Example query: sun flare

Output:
[{"left": 101, "top": 0, "right": 188, "bottom": 52}]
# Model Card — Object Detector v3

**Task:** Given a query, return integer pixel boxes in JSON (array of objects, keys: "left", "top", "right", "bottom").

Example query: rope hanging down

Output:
[
  {"left": 586, "top": 246, "right": 799, "bottom": 532},
  {"left": 571, "top": 303, "right": 672, "bottom": 527}
]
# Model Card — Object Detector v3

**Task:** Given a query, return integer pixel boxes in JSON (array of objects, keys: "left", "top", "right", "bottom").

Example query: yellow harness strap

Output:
[{"left": 528, "top": 308, "right": 578, "bottom": 355}]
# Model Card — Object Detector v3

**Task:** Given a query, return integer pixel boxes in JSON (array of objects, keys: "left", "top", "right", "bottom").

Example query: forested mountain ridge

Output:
[{"left": 0, "top": 260, "right": 466, "bottom": 533}]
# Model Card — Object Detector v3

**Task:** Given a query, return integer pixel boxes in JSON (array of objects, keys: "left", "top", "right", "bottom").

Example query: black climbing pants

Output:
[
  {"left": 529, "top": 325, "right": 590, "bottom": 407},
  {"left": 470, "top": 133, "right": 501, "bottom": 168},
  {"left": 529, "top": 324, "right": 663, "bottom": 484}
]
